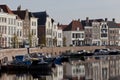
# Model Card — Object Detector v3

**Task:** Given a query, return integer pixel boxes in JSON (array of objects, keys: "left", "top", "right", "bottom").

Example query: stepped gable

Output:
[
  {"left": 63, "top": 20, "right": 84, "bottom": 31},
  {"left": 0, "top": 5, "right": 13, "bottom": 14},
  {"left": 13, "top": 9, "right": 34, "bottom": 20},
  {"left": 32, "top": 11, "right": 49, "bottom": 26}
]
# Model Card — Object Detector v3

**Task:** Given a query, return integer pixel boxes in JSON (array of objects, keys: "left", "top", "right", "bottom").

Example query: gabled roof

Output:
[
  {"left": 81, "top": 19, "right": 104, "bottom": 27},
  {"left": 107, "top": 21, "right": 120, "bottom": 28},
  {"left": 29, "top": 12, "right": 35, "bottom": 18},
  {"left": 13, "top": 9, "right": 34, "bottom": 20},
  {"left": 0, "top": 5, "right": 13, "bottom": 14},
  {"left": 32, "top": 11, "right": 49, "bottom": 25},
  {"left": 63, "top": 20, "right": 84, "bottom": 31},
  {"left": 58, "top": 25, "right": 68, "bottom": 30},
  {"left": 117, "top": 23, "right": 120, "bottom": 27},
  {"left": 12, "top": 10, "right": 26, "bottom": 19}
]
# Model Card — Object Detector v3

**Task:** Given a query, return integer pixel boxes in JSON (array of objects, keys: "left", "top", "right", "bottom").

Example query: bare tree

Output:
[
  {"left": 11, "top": 34, "right": 18, "bottom": 48},
  {"left": 63, "top": 36, "right": 66, "bottom": 47}
]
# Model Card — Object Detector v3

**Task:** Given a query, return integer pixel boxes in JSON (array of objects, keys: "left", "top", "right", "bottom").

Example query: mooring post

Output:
[{"left": 27, "top": 48, "right": 30, "bottom": 54}]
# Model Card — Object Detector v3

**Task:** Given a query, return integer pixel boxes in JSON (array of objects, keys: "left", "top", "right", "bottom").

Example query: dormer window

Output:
[
  {"left": 77, "top": 27, "right": 79, "bottom": 31},
  {"left": 0, "top": 8, "right": 3, "bottom": 12}
]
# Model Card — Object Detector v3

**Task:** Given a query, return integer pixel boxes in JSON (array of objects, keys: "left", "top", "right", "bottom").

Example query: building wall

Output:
[
  {"left": 108, "top": 28, "right": 119, "bottom": 46},
  {"left": 100, "top": 22, "right": 109, "bottom": 46},
  {"left": 22, "top": 10, "right": 30, "bottom": 39},
  {"left": 84, "top": 26, "right": 92, "bottom": 45},
  {"left": 0, "top": 11, "right": 17, "bottom": 48},
  {"left": 38, "top": 25, "right": 45, "bottom": 45},
  {"left": 92, "top": 61, "right": 101, "bottom": 80},
  {"left": 118, "top": 30, "right": 120, "bottom": 46},
  {"left": 101, "top": 60, "right": 109, "bottom": 80},
  {"left": 55, "top": 65, "right": 63, "bottom": 80},
  {"left": 57, "top": 28, "right": 63, "bottom": 47},
  {"left": 92, "top": 22, "right": 101, "bottom": 45},
  {"left": 30, "top": 17, "right": 38, "bottom": 47},
  {"left": 16, "top": 19, "right": 23, "bottom": 47},
  {"left": 63, "top": 31, "right": 72, "bottom": 46},
  {"left": 45, "top": 17, "right": 53, "bottom": 47},
  {"left": 71, "top": 31, "right": 85, "bottom": 46},
  {"left": 52, "top": 22, "right": 58, "bottom": 47},
  {"left": 63, "top": 31, "right": 85, "bottom": 46}
]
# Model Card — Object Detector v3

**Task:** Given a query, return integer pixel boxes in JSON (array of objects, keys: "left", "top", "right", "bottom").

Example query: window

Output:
[
  {"left": 72, "top": 33, "right": 75, "bottom": 38},
  {"left": 20, "top": 31, "right": 22, "bottom": 36},
  {"left": 73, "top": 68, "right": 76, "bottom": 74},
  {"left": 17, "top": 30, "right": 19, "bottom": 36},
  {"left": 101, "top": 34, "right": 107, "bottom": 37},
  {"left": 48, "top": 22, "right": 50, "bottom": 27}
]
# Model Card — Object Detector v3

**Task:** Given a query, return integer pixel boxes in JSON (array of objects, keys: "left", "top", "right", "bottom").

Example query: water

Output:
[{"left": 0, "top": 71, "right": 56, "bottom": 80}]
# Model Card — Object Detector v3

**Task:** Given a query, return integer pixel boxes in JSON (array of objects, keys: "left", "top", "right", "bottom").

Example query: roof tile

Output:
[
  {"left": 63, "top": 20, "right": 84, "bottom": 31},
  {"left": 0, "top": 5, "right": 13, "bottom": 14}
]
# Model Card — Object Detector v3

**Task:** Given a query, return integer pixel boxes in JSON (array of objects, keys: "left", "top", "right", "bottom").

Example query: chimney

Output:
[
  {"left": 78, "top": 19, "right": 80, "bottom": 21},
  {"left": 17, "top": 5, "right": 21, "bottom": 11},
  {"left": 86, "top": 17, "right": 89, "bottom": 21},
  {"left": 105, "top": 18, "right": 108, "bottom": 22},
  {"left": 112, "top": 18, "right": 115, "bottom": 22}
]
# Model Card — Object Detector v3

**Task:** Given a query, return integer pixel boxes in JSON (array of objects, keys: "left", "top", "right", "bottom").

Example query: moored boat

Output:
[{"left": 1, "top": 54, "right": 31, "bottom": 72}]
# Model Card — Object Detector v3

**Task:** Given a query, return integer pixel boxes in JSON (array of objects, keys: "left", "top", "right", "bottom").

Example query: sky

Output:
[{"left": 0, "top": 0, "right": 120, "bottom": 24}]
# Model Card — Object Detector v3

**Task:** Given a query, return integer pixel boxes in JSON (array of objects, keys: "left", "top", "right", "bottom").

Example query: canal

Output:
[{"left": 0, "top": 71, "right": 57, "bottom": 80}]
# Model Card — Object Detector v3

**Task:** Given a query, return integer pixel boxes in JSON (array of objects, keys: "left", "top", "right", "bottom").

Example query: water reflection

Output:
[{"left": 0, "top": 71, "right": 55, "bottom": 80}]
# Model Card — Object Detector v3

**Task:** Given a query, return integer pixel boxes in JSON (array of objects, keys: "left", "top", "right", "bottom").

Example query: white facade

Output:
[
  {"left": 92, "top": 62, "right": 101, "bottom": 80},
  {"left": 45, "top": 17, "right": 63, "bottom": 47},
  {"left": 57, "top": 27, "right": 63, "bottom": 47},
  {"left": 63, "top": 31, "right": 85, "bottom": 46},
  {"left": 118, "top": 30, "right": 120, "bottom": 46},
  {"left": 100, "top": 22, "right": 109, "bottom": 46},
  {"left": 52, "top": 22, "right": 58, "bottom": 47},
  {"left": 16, "top": 18, "right": 23, "bottom": 47},
  {"left": 64, "top": 62, "right": 85, "bottom": 79},
  {"left": 0, "top": 10, "right": 18, "bottom": 47},
  {"left": 45, "top": 17, "right": 53, "bottom": 47},
  {"left": 52, "top": 65, "right": 63, "bottom": 80},
  {"left": 92, "top": 21, "right": 109, "bottom": 46},
  {"left": 30, "top": 17, "right": 38, "bottom": 47},
  {"left": 84, "top": 26, "right": 93, "bottom": 45}
]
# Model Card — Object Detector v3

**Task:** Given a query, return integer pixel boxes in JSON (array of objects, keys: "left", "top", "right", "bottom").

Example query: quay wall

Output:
[
  {"left": 1, "top": 46, "right": 120, "bottom": 62},
  {"left": 0, "top": 46, "right": 106, "bottom": 61}
]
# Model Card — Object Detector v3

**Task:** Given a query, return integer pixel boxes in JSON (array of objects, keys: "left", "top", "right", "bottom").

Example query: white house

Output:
[
  {"left": 52, "top": 65, "right": 63, "bottom": 80},
  {"left": 64, "top": 61, "right": 85, "bottom": 80},
  {"left": 30, "top": 15, "right": 38, "bottom": 47},
  {"left": 33, "top": 11, "right": 62, "bottom": 47},
  {"left": 0, "top": 5, "right": 18, "bottom": 48},
  {"left": 100, "top": 21, "right": 109, "bottom": 46},
  {"left": 57, "top": 26, "right": 63, "bottom": 47},
  {"left": 13, "top": 8, "right": 38, "bottom": 47},
  {"left": 16, "top": 16, "right": 23, "bottom": 47},
  {"left": 63, "top": 20, "right": 85, "bottom": 46}
]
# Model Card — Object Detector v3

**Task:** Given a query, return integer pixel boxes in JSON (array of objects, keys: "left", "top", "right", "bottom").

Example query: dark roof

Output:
[
  {"left": 107, "top": 21, "right": 120, "bottom": 28},
  {"left": 29, "top": 12, "right": 35, "bottom": 18},
  {"left": 81, "top": 19, "right": 104, "bottom": 27},
  {"left": 13, "top": 10, "right": 26, "bottom": 19},
  {"left": 58, "top": 25, "right": 68, "bottom": 30},
  {"left": 0, "top": 5, "right": 13, "bottom": 14},
  {"left": 63, "top": 20, "right": 84, "bottom": 31},
  {"left": 13, "top": 10, "right": 34, "bottom": 20},
  {"left": 117, "top": 23, "right": 120, "bottom": 27},
  {"left": 32, "top": 11, "right": 49, "bottom": 25}
]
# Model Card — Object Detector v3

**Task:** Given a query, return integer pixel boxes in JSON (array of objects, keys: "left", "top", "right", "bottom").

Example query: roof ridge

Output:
[{"left": 0, "top": 5, "right": 14, "bottom": 14}]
